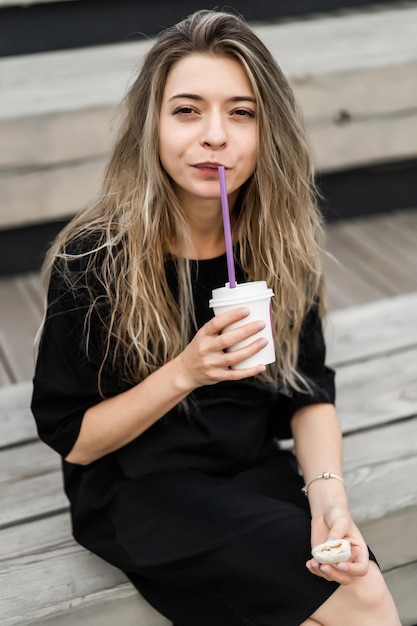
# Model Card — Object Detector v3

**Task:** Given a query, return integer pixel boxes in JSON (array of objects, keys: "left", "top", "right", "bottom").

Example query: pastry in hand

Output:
[{"left": 311, "top": 539, "right": 351, "bottom": 564}]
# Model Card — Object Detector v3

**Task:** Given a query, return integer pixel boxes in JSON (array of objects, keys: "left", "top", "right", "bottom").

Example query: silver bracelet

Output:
[{"left": 301, "top": 471, "right": 345, "bottom": 496}]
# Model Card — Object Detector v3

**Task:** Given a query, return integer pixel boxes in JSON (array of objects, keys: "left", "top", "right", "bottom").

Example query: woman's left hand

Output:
[{"left": 306, "top": 505, "right": 369, "bottom": 584}]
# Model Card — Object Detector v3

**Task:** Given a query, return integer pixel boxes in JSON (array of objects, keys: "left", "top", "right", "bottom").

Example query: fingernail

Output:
[
  {"left": 258, "top": 338, "right": 268, "bottom": 348},
  {"left": 255, "top": 320, "right": 266, "bottom": 331},
  {"left": 239, "top": 307, "right": 250, "bottom": 317},
  {"left": 256, "top": 364, "right": 266, "bottom": 373}
]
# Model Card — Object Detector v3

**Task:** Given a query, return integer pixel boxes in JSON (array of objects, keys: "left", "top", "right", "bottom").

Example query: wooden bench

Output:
[{"left": 1, "top": 291, "right": 417, "bottom": 625}]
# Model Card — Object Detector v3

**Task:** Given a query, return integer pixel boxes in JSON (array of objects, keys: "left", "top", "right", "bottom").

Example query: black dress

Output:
[{"left": 32, "top": 251, "right": 341, "bottom": 626}]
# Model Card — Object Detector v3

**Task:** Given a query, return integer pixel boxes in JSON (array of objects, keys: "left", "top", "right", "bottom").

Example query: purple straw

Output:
[{"left": 218, "top": 166, "right": 237, "bottom": 288}]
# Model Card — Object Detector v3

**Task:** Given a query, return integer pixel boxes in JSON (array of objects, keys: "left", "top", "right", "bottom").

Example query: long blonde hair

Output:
[{"left": 42, "top": 9, "right": 325, "bottom": 394}]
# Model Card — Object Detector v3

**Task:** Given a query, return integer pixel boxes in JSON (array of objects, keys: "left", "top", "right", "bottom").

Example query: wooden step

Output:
[
  {"left": 1, "top": 5, "right": 417, "bottom": 228},
  {"left": 1, "top": 289, "right": 417, "bottom": 624}
]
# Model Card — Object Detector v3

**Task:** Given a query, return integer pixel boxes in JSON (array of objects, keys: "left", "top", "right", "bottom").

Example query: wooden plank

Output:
[
  {"left": 0, "top": 471, "right": 68, "bottom": 529},
  {"left": 0, "top": 157, "right": 106, "bottom": 230},
  {"left": 0, "top": 382, "right": 37, "bottom": 448},
  {"left": 343, "top": 417, "right": 417, "bottom": 474},
  {"left": 0, "top": 440, "right": 59, "bottom": 484},
  {"left": 15, "top": 589, "right": 172, "bottom": 626},
  {"left": 0, "top": 360, "right": 12, "bottom": 386},
  {"left": 326, "top": 291, "right": 417, "bottom": 365},
  {"left": 0, "top": 544, "right": 128, "bottom": 619},
  {"left": 3, "top": 7, "right": 415, "bottom": 123},
  {"left": 0, "top": 584, "right": 170, "bottom": 626},
  {"left": 325, "top": 224, "right": 415, "bottom": 297},
  {"left": 305, "top": 106, "right": 417, "bottom": 172},
  {"left": 0, "top": 107, "right": 115, "bottom": 170},
  {"left": 398, "top": 208, "right": 417, "bottom": 231},
  {"left": 19, "top": 272, "right": 45, "bottom": 313},
  {"left": 325, "top": 232, "right": 388, "bottom": 297},
  {"left": 336, "top": 347, "right": 417, "bottom": 433},
  {"left": 345, "top": 454, "right": 417, "bottom": 524},
  {"left": 0, "top": 530, "right": 170, "bottom": 626},
  {"left": 384, "top": 562, "right": 417, "bottom": 626},
  {"left": 333, "top": 218, "right": 417, "bottom": 287},
  {"left": 368, "top": 213, "right": 417, "bottom": 267},
  {"left": 359, "top": 507, "right": 417, "bottom": 573},
  {"left": 0, "top": 513, "right": 73, "bottom": 562},
  {"left": 356, "top": 510, "right": 417, "bottom": 625},
  {"left": 0, "top": 276, "right": 43, "bottom": 381},
  {"left": 323, "top": 250, "right": 385, "bottom": 309}
]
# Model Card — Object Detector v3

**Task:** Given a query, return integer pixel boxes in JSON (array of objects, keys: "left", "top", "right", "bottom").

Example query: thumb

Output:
[{"left": 326, "top": 522, "right": 348, "bottom": 542}]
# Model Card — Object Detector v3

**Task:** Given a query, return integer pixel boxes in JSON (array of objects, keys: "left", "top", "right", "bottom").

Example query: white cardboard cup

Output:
[{"left": 209, "top": 281, "right": 275, "bottom": 369}]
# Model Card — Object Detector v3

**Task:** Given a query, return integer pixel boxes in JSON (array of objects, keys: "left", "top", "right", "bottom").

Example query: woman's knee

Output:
[
  {"left": 349, "top": 562, "right": 392, "bottom": 610},
  {"left": 309, "top": 562, "right": 400, "bottom": 625}
]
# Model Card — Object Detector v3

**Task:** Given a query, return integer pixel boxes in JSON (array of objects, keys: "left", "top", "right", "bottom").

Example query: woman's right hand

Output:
[{"left": 174, "top": 307, "right": 268, "bottom": 391}]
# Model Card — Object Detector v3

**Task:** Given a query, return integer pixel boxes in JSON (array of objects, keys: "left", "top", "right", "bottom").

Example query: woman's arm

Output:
[
  {"left": 291, "top": 403, "right": 369, "bottom": 584},
  {"left": 291, "top": 403, "right": 347, "bottom": 517},
  {"left": 66, "top": 307, "right": 268, "bottom": 465}
]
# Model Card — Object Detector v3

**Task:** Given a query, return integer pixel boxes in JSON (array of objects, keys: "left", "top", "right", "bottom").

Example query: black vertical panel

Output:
[{"left": 0, "top": 0, "right": 398, "bottom": 57}]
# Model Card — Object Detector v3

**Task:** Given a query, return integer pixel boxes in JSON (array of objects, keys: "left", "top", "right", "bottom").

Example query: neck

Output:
[{"left": 179, "top": 191, "right": 239, "bottom": 260}]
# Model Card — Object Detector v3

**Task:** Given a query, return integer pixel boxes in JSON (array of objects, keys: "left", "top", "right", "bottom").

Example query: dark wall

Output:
[{"left": 0, "top": 0, "right": 399, "bottom": 57}]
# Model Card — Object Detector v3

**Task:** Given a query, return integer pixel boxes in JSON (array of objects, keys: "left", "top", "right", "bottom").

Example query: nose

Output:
[{"left": 200, "top": 111, "right": 227, "bottom": 149}]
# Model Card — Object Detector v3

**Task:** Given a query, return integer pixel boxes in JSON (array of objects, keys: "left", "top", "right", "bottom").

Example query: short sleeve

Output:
[
  {"left": 291, "top": 305, "right": 336, "bottom": 411},
  {"left": 270, "top": 305, "right": 335, "bottom": 440},
  {"left": 31, "top": 265, "right": 104, "bottom": 458}
]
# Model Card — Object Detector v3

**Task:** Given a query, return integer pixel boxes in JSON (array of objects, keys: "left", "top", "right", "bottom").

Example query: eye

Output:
[
  {"left": 173, "top": 106, "right": 197, "bottom": 116},
  {"left": 232, "top": 108, "right": 256, "bottom": 119}
]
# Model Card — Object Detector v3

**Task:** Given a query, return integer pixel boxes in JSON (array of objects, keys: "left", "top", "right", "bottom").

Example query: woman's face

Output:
[{"left": 159, "top": 54, "right": 258, "bottom": 208}]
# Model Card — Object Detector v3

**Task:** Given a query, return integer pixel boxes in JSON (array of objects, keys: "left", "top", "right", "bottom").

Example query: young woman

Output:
[{"left": 31, "top": 10, "right": 401, "bottom": 626}]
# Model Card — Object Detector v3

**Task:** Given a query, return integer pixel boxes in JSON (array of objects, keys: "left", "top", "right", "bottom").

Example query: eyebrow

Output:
[{"left": 168, "top": 93, "right": 256, "bottom": 104}]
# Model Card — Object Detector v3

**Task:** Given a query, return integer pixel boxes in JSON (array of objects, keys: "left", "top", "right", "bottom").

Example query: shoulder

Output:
[
  {"left": 42, "top": 231, "right": 114, "bottom": 332},
  {"left": 49, "top": 230, "right": 107, "bottom": 295}
]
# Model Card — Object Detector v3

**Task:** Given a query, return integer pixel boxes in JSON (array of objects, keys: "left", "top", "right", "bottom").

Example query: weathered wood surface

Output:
[
  {"left": 325, "top": 290, "right": 417, "bottom": 365},
  {"left": 323, "top": 208, "right": 417, "bottom": 311},
  {"left": 1, "top": 289, "right": 416, "bottom": 624},
  {"left": 0, "top": 273, "right": 43, "bottom": 384},
  {"left": 1, "top": 4, "right": 417, "bottom": 228}
]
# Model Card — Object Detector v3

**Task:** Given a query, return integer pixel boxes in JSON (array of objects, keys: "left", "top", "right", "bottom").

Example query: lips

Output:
[
  {"left": 193, "top": 162, "right": 227, "bottom": 170},
  {"left": 191, "top": 163, "right": 226, "bottom": 178}
]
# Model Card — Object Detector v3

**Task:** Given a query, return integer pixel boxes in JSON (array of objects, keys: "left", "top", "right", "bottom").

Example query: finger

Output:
[
  {"left": 306, "top": 560, "right": 355, "bottom": 585},
  {"left": 215, "top": 321, "right": 267, "bottom": 354},
  {"left": 319, "top": 564, "right": 356, "bottom": 585},
  {"left": 334, "top": 560, "right": 368, "bottom": 578},
  {"left": 339, "top": 543, "right": 369, "bottom": 578},
  {"left": 220, "top": 337, "right": 268, "bottom": 368},
  {"left": 326, "top": 523, "right": 350, "bottom": 543},
  {"left": 207, "top": 307, "right": 250, "bottom": 335},
  {"left": 223, "top": 361, "right": 267, "bottom": 380}
]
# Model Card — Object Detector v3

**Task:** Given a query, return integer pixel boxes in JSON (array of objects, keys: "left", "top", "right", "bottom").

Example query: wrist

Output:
[
  {"left": 307, "top": 479, "right": 349, "bottom": 517},
  {"left": 301, "top": 471, "right": 344, "bottom": 497},
  {"left": 171, "top": 354, "right": 198, "bottom": 395}
]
